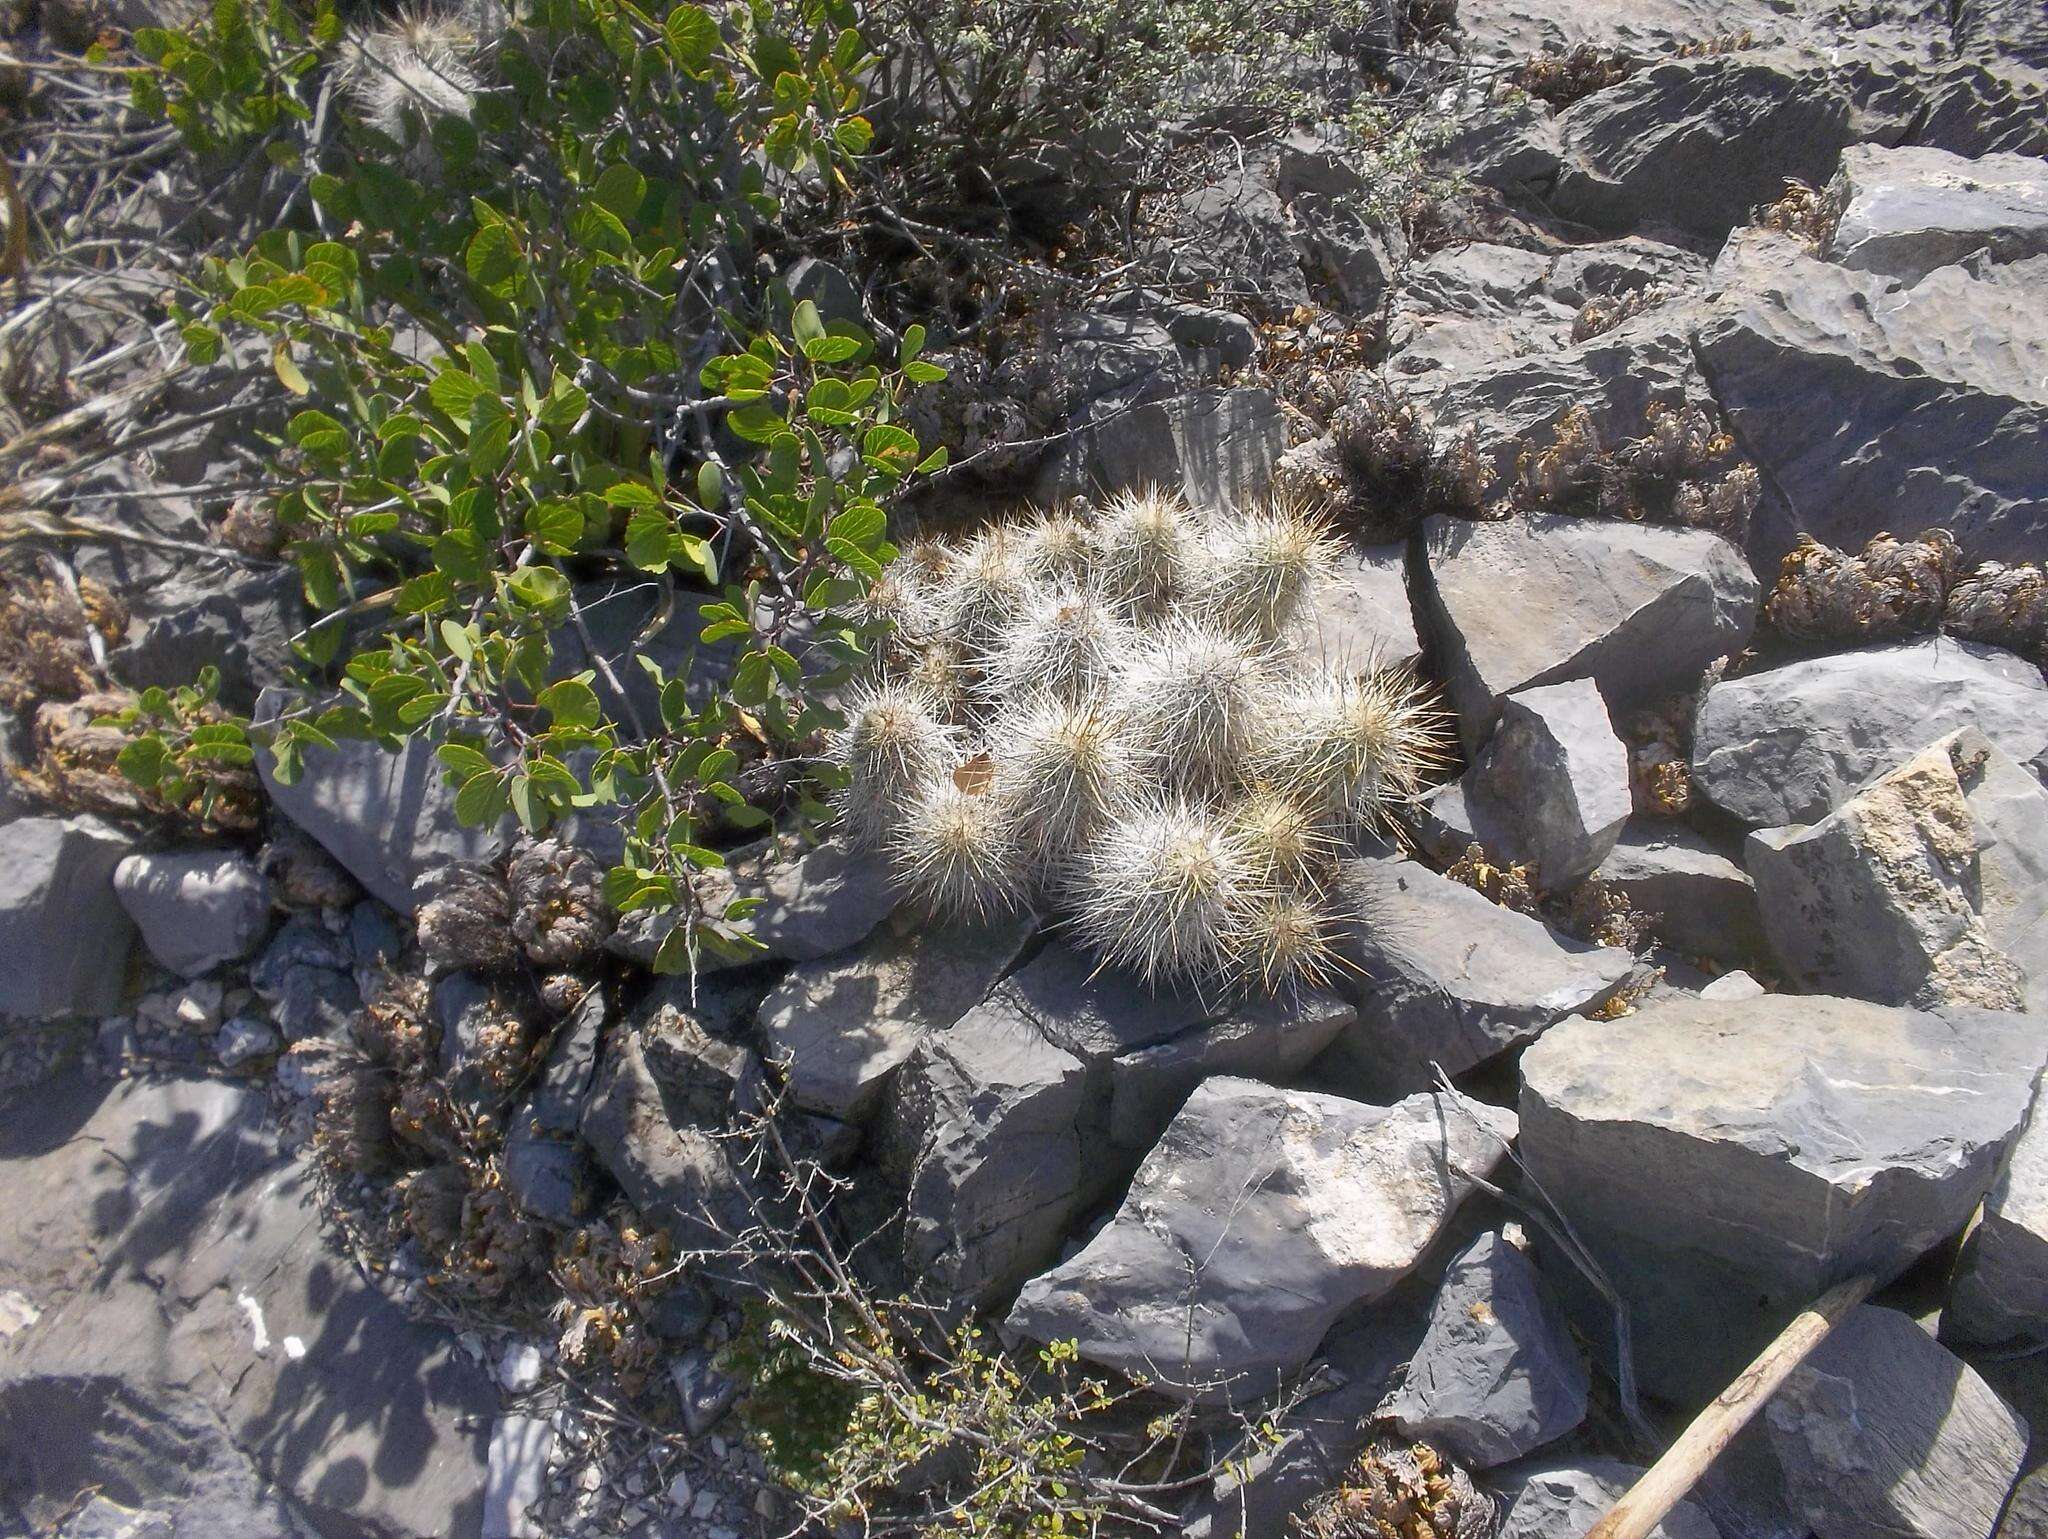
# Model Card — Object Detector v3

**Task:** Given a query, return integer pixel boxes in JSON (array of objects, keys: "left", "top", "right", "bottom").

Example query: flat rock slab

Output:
[
  {"left": 1946, "top": 1093, "right": 2048, "bottom": 1348},
  {"left": 1828, "top": 143, "right": 2048, "bottom": 285},
  {"left": 1004, "top": 1079, "right": 1515, "bottom": 1403},
  {"left": 0, "top": 1073, "right": 493, "bottom": 1538},
  {"left": 758, "top": 909, "right": 1035, "bottom": 1122},
  {"left": 1519, "top": 994, "right": 2048, "bottom": 1398},
  {"left": 1594, "top": 819, "right": 1764, "bottom": 968},
  {"left": 1766, "top": 1306, "right": 2028, "bottom": 1539},
  {"left": 1326, "top": 858, "right": 1635, "bottom": 1102},
  {"left": 1691, "top": 639, "right": 2048, "bottom": 828},
  {"left": 1698, "top": 229, "right": 2048, "bottom": 568},
  {"left": 1419, "top": 513, "right": 1756, "bottom": 751},
  {"left": 0, "top": 814, "right": 134, "bottom": 1019},
  {"left": 1383, "top": 1231, "right": 1589, "bottom": 1469},
  {"left": 256, "top": 689, "right": 505, "bottom": 912},
  {"left": 609, "top": 835, "right": 899, "bottom": 969}
]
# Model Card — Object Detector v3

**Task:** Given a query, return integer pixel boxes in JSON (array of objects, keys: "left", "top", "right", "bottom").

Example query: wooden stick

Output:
[{"left": 1587, "top": 1273, "right": 1878, "bottom": 1539}]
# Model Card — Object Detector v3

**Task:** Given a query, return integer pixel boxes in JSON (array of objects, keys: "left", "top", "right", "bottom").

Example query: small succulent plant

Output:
[{"left": 827, "top": 490, "right": 1444, "bottom": 994}]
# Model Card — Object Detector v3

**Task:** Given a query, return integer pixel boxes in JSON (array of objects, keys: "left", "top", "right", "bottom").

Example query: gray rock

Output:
[
  {"left": 889, "top": 988, "right": 1091, "bottom": 1307},
  {"left": 1323, "top": 858, "right": 1635, "bottom": 1101},
  {"left": 579, "top": 1028, "right": 759, "bottom": 1275},
  {"left": 1490, "top": 1457, "right": 1719, "bottom": 1539},
  {"left": 1166, "top": 168, "right": 1307, "bottom": 307},
  {"left": 1691, "top": 640, "right": 2048, "bottom": 828},
  {"left": 1595, "top": 819, "right": 1764, "bottom": 967},
  {"left": 1419, "top": 514, "right": 1757, "bottom": 751},
  {"left": 1383, "top": 1232, "right": 1589, "bottom": 1469},
  {"left": 1307, "top": 541, "right": 1423, "bottom": 675},
  {"left": 668, "top": 1350, "right": 738, "bottom": 1437},
  {"left": 0, "top": 1073, "right": 492, "bottom": 1537},
  {"left": 1699, "top": 970, "right": 1765, "bottom": 1001},
  {"left": 271, "top": 965, "right": 360, "bottom": 1044},
  {"left": 1519, "top": 994, "right": 2048, "bottom": 1398},
  {"left": 1036, "top": 388, "right": 1286, "bottom": 512},
  {"left": 108, "top": 568, "right": 302, "bottom": 714},
  {"left": 1954, "top": 0, "right": 2048, "bottom": 69},
  {"left": 113, "top": 848, "right": 271, "bottom": 978},
  {"left": 609, "top": 836, "right": 899, "bottom": 969},
  {"left": 249, "top": 913, "right": 351, "bottom": 990},
  {"left": 1946, "top": 1096, "right": 2048, "bottom": 1348},
  {"left": 1749, "top": 734, "right": 2029, "bottom": 1011},
  {"left": 1181, "top": 1297, "right": 1436, "bottom": 1539},
  {"left": 1766, "top": 1306, "right": 2028, "bottom": 1539},
  {"left": 482, "top": 1415, "right": 551, "bottom": 1539},
  {"left": 347, "top": 899, "right": 404, "bottom": 990},
  {"left": 758, "top": 909, "right": 1034, "bottom": 1123},
  {"left": 1004, "top": 1079, "right": 1515, "bottom": 1403},
  {"left": 256, "top": 689, "right": 506, "bottom": 911},
  {"left": 1543, "top": 237, "right": 1707, "bottom": 309},
  {"left": 1947, "top": 727, "right": 2048, "bottom": 1013},
  {"left": 0, "top": 815, "right": 134, "bottom": 1019},
  {"left": 1469, "top": 679, "right": 1632, "bottom": 890},
  {"left": 1549, "top": 51, "right": 1865, "bottom": 240},
  {"left": 213, "top": 1015, "right": 280, "bottom": 1069},
  {"left": 1827, "top": 144, "right": 2048, "bottom": 286},
  {"left": 1697, "top": 230, "right": 2048, "bottom": 568},
  {"left": 1106, "top": 987, "right": 1353, "bottom": 1155},
  {"left": 500, "top": 987, "right": 605, "bottom": 1223},
  {"left": 781, "top": 256, "right": 861, "bottom": 326}
]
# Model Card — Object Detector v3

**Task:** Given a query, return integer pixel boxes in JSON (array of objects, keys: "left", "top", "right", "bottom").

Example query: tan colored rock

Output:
[{"left": 1748, "top": 734, "right": 2027, "bottom": 1010}]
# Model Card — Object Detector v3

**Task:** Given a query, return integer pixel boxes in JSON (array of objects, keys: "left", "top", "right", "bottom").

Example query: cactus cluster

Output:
[{"left": 828, "top": 490, "right": 1444, "bottom": 995}]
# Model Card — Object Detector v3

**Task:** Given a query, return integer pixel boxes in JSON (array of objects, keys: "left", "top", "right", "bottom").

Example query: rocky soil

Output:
[{"left": 5, "top": 0, "right": 2048, "bottom": 1536}]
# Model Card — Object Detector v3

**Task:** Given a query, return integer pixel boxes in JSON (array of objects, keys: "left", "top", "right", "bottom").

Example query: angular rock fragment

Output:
[
  {"left": 1827, "top": 143, "right": 2048, "bottom": 287},
  {"left": 1005, "top": 1079, "right": 1515, "bottom": 1402},
  {"left": 1946, "top": 1100, "right": 2048, "bottom": 1348},
  {"left": 1594, "top": 820, "right": 1764, "bottom": 967},
  {"left": 0, "top": 814, "right": 134, "bottom": 1018},
  {"left": 112, "top": 848, "right": 272, "bottom": 977},
  {"left": 1698, "top": 231, "right": 2048, "bottom": 568},
  {"left": 1748, "top": 735, "right": 2028, "bottom": 1011},
  {"left": 1309, "top": 542, "right": 1423, "bottom": 674},
  {"left": 1691, "top": 639, "right": 2048, "bottom": 828},
  {"left": 1323, "top": 858, "right": 1634, "bottom": 1101},
  {"left": 1419, "top": 514, "right": 1756, "bottom": 750},
  {"left": 1520, "top": 994, "right": 2048, "bottom": 1397},
  {"left": 1468, "top": 679, "right": 1632, "bottom": 890},
  {"left": 757, "top": 909, "right": 1034, "bottom": 1122},
  {"left": 1383, "top": 1231, "right": 1589, "bottom": 1469},
  {"left": 256, "top": 689, "right": 505, "bottom": 912},
  {"left": 889, "top": 989, "right": 1091, "bottom": 1307},
  {"left": 1765, "top": 1306, "right": 2028, "bottom": 1539},
  {"left": 1489, "top": 1457, "right": 1719, "bottom": 1539}
]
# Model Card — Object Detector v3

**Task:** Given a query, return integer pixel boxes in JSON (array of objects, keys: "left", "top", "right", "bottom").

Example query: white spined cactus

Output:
[
  {"left": 890, "top": 772, "right": 1026, "bottom": 920},
  {"left": 1071, "top": 796, "right": 1254, "bottom": 988},
  {"left": 1092, "top": 487, "right": 1200, "bottom": 621},
  {"left": 1116, "top": 621, "right": 1275, "bottom": 796},
  {"left": 983, "top": 582, "right": 1133, "bottom": 705},
  {"left": 991, "top": 694, "right": 1136, "bottom": 871},
  {"left": 1254, "top": 665, "right": 1443, "bottom": 828},
  {"left": 1200, "top": 500, "right": 1338, "bottom": 641},
  {"left": 1228, "top": 787, "right": 1337, "bottom": 888},
  {"left": 899, "top": 638, "right": 974, "bottom": 722},
  {"left": 1018, "top": 511, "right": 1095, "bottom": 585},
  {"left": 1235, "top": 889, "right": 1343, "bottom": 992},
  {"left": 937, "top": 526, "right": 1032, "bottom": 649},
  {"left": 828, "top": 681, "right": 957, "bottom": 846}
]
